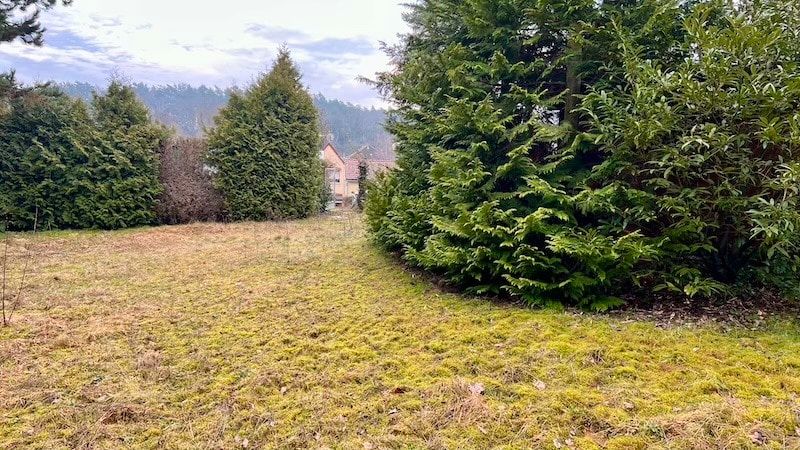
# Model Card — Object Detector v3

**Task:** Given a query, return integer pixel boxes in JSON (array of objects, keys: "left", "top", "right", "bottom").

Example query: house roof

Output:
[
  {"left": 322, "top": 143, "right": 345, "bottom": 166},
  {"left": 345, "top": 158, "right": 396, "bottom": 180}
]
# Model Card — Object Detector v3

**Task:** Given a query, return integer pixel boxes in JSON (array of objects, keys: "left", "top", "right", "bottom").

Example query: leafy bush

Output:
[
  {"left": 581, "top": 0, "right": 800, "bottom": 297},
  {"left": 367, "top": 0, "right": 800, "bottom": 308},
  {"left": 156, "top": 138, "right": 226, "bottom": 224},
  {"left": 206, "top": 49, "right": 324, "bottom": 221}
]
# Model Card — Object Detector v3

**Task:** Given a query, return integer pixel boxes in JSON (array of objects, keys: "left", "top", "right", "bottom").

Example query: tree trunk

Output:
[{"left": 564, "top": 39, "right": 582, "bottom": 130}]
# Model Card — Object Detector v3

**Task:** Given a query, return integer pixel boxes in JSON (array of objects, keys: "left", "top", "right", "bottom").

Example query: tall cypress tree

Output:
[
  {"left": 0, "top": 76, "right": 169, "bottom": 230},
  {"left": 0, "top": 73, "right": 94, "bottom": 230},
  {"left": 206, "top": 48, "right": 323, "bottom": 221}
]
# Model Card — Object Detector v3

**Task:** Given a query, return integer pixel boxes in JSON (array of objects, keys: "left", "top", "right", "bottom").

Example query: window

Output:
[{"left": 326, "top": 168, "right": 341, "bottom": 183}]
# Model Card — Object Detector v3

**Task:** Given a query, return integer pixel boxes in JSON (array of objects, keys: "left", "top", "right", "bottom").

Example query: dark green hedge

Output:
[{"left": 0, "top": 75, "right": 169, "bottom": 230}]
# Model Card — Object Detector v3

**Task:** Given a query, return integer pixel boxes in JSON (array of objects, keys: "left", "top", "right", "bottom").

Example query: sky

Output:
[{"left": 0, "top": 0, "right": 411, "bottom": 107}]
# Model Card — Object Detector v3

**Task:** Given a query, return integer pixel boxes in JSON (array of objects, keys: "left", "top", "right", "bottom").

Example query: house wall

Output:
[
  {"left": 322, "top": 145, "right": 347, "bottom": 198},
  {"left": 346, "top": 179, "right": 359, "bottom": 199}
]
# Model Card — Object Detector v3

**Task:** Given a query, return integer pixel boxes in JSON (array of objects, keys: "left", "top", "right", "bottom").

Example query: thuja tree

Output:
[
  {"left": 0, "top": 74, "right": 96, "bottom": 230},
  {"left": 87, "top": 81, "right": 170, "bottom": 229},
  {"left": 207, "top": 49, "right": 323, "bottom": 221},
  {"left": 367, "top": 0, "right": 800, "bottom": 308},
  {"left": 581, "top": 0, "right": 800, "bottom": 297}
]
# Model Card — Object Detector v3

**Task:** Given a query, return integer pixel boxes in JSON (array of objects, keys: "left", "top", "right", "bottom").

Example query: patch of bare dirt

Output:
[{"left": 616, "top": 290, "right": 800, "bottom": 330}]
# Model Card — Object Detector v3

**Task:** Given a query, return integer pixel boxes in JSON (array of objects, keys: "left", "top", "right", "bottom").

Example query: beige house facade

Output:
[{"left": 321, "top": 143, "right": 395, "bottom": 207}]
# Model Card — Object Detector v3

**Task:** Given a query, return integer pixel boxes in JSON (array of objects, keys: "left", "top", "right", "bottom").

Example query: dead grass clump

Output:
[
  {"left": 652, "top": 398, "right": 791, "bottom": 449},
  {"left": 434, "top": 378, "right": 492, "bottom": 427},
  {"left": 136, "top": 349, "right": 169, "bottom": 381},
  {"left": 100, "top": 403, "right": 145, "bottom": 425},
  {"left": 399, "top": 379, "right": 494, "bottom": 445},
  {"left": 51, "top": 333, "right": 77, "bottom": 349}
]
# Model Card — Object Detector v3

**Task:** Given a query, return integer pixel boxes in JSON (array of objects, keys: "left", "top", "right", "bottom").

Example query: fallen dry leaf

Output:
[
  {"left": 750, "top": 430, "right": 767, "bottom": 445},
  {"left": 623, "top": 401, "right": 635, "bottom": 411}
]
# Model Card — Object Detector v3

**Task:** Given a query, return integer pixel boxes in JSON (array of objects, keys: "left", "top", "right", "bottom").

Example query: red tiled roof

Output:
[{"left": 345, "top": 158, "right": 396, "bottom": 180}]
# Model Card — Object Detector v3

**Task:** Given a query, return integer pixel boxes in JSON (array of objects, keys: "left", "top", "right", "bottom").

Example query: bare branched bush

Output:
[
  {"left": 2, "top": 208, "right": 39, "bottom": 326},
  {"left": 156, "top": 138, "right": 226, "bottom": 224}
]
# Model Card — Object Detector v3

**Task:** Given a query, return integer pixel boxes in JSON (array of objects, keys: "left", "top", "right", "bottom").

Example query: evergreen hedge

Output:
[
  {"left": 0, "top": 75, "right": 169, "bottom": 230},
  {"left": 366, "top": 0, "right": 800, "bottom": 309}
]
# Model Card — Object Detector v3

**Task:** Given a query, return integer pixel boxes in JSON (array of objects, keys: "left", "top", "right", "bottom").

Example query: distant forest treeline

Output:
[{"left": 60, "top": 82, "right": 394, "bottom": 157}]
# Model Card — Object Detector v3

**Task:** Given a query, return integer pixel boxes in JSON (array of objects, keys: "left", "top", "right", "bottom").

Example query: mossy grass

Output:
[{"left": 1, "top": 213, "right": 798, "bottom": 449}]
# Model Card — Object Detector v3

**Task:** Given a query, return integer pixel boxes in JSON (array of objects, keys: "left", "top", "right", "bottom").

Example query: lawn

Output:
[{"left": 1, "top": 213, "right": 798, "bottom": 449}]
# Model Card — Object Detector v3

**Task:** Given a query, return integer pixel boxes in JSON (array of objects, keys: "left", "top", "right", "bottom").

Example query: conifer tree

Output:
[
  {"left": 86, "top": 81, "right": 170, "bottom": 229},
  {"left": 368, "top": 0, "right": 800, "bottom": 307},
  {"left": 367, "top": 0, "right": 672, "bottom": 308},
  {"left": 0, "top": 73, "right": 93, "bottom": 230},
  {"left": 206, "top": 49, "right": 323, "bottom": 221}
]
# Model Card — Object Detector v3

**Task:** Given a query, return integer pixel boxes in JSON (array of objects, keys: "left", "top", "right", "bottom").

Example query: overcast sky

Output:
[{"left": 0, "top": 1, "right": 410, "bottom": 107}]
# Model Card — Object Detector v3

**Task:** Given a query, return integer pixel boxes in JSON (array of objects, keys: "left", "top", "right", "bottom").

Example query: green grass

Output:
[{"left": 1, "top": 213, "right": 798, "bottom": 449}]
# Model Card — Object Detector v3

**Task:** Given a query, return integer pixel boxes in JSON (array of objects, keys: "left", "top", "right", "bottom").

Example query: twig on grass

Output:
[
  {"left": 2, "top": 207, "right": 39, "bottom": 326},
  {"left": 1, "top": 217, "right": 9, "bottom": 326}
]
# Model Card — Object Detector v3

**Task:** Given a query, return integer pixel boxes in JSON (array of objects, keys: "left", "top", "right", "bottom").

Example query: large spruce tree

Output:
[{"left": 206, "top": 49, "right": 323, "bottom": 221}]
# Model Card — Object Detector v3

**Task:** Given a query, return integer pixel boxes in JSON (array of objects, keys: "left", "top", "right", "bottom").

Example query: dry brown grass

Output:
[{"left": 0, "top": 213, "right": 798, "bottom": 449}]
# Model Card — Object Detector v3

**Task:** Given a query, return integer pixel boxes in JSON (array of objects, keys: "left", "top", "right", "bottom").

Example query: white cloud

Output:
[{"left": 0, "top": 0, "right": 410, "bottom": 106}]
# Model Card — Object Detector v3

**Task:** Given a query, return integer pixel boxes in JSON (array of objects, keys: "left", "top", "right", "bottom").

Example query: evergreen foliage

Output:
[
  {"left": 0, "top": 0, "right": 71, "bottom": 45},
  {"left": 367, "top": 0, "right": 800, "bottom": 308},
  {"left": 0, "top": 74, "right": 169, "bottom": 230},
  {"left": 88, "top": 82, "right": 170, "bottom": 228},
  {"left": 206, "top": 49, "right": 324, "bottom": 221},
  {"left": 581, "top": 0, "right": 800, "bottom": 297}
]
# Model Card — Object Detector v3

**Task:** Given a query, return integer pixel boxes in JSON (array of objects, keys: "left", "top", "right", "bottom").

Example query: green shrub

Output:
[
  {"left": 206, "top": 49, "right": 323, "bottom": 221},
  {"left": 581, "top": 0, "right": 800, "bottom": 296}
]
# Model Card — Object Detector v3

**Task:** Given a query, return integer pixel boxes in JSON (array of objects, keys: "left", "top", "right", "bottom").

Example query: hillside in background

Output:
[{"left": 60, "top": 83, "right": 393, "bottom": 158}]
